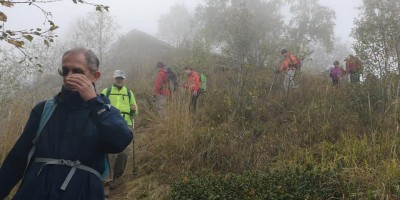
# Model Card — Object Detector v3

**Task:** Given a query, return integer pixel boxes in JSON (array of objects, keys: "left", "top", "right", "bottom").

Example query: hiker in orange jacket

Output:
[
  {"left": 183, "top": 67, "right": 201, "bottom": 112},
  {"left": 275, "top": 49, "right": 301, "bottom": 92},
  {"left": 153, "top": 62, "right": 170, "bottom": 119}
]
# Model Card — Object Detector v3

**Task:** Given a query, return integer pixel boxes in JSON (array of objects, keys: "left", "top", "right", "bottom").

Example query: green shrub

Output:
[{"left": 168, "top": 167, "right": 343, "bottom": 200}]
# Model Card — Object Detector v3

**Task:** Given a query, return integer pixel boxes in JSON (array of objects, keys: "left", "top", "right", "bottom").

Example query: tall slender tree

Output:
[
  {"left": 352, "top": 0, "right": 400, "bottom": 77},
  {"left": 70, "top": 11, "right": 120, "bottom": 69},
  {"left": 158, "top": 4, "right": 193, "bottom": 48},
  {"left": 286, "top": 0, "right": 336, "bottom": 59}
]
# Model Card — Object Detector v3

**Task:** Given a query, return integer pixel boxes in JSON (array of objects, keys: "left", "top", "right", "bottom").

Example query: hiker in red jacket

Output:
[
  {"left": 153, "top": 62, "right": 170, "bottom": 119},
  {"left": 183, "top": 67, "right": 200, "bottom": 112},
  {"left": 345, "top": 54, "right": 362, "bottom": 83}
]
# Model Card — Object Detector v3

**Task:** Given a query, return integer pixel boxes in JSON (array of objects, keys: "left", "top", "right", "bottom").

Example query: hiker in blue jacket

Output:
[{"left": 0, "top": 48, "right": 133, "bottom": 200}]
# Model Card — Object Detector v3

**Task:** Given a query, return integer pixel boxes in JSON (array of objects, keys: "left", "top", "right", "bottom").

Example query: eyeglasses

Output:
[{"left": 58, "top": 66, "right": 86, "bottom": 76}]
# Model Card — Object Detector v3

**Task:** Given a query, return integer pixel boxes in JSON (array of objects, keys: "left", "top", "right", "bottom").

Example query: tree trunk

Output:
[{"left": 396, "top": 46, "right": 400, "bottom": 73}]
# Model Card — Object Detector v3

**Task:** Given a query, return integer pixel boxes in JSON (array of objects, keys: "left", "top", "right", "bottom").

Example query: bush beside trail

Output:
[{"left": 169, "top": 167, "right": 342, "bottom": 200}]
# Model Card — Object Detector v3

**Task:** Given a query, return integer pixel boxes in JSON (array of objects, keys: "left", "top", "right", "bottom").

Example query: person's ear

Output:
[{"left": 92, "top": 71, "right": 101, "bottom": 82}]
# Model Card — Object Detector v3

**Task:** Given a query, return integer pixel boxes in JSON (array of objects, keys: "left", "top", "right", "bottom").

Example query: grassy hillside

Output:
[
  {"left": 105, "top": 65, "right": 400, "bottom": 199},
  {"left": 2, "top": 32, "right": 400, "bottom": 199}
]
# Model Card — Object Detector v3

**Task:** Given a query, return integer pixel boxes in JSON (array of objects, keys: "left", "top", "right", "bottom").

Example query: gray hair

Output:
[{"left": 62, "top": 47, "right": 100, "bottom": 71}]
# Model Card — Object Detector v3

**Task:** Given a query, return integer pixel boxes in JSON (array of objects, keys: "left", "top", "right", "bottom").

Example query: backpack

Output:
[
  {"left": 25, "top": 98, "right": 110, "bottom": 181},
  {"left": 346, "top": 56, "right": 363, "bottom": 74},
  {"left": 199, "top": 73, "right": 207, "bottom": 93},
  {"left": 289, "top": 54, "right": 302, "bottom": 71},
  {"left": 166, "top": 68, "right": 178, "bottom": 92}
]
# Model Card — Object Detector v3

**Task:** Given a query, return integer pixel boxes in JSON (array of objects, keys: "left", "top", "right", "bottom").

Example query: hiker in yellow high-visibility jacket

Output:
[
  {"left": 101, "top": 69, "right": 138, "bottom": 195},
  {"left": 102, "top": 70, "right": 138, "bottom": 127}
]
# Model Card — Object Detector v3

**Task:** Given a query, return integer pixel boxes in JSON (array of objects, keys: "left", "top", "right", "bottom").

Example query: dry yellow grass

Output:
[{"left": 2, "top": 64, "right": 400, "bottom": 199}]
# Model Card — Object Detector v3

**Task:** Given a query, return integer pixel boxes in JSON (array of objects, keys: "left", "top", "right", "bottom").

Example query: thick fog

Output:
[
  {"left": 2, "top": 2, "right": 400, "bottom": 199},
  {"left": 1, "top": 0, "right": 361, "bottom": 43}
]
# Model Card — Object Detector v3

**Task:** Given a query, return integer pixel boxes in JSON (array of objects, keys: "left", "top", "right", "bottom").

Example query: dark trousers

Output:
[
  {"left": 350, "top": 73, "right": 360, "bottom": 83},
  {"left": 190, "top": 94, "right": 199, "bottom": 112},
  {"left": 332, "top": 78, "right": 339, "bottom": 86},
  {"left": 113, "top": 151, "right": 127, "bottom": 178}
]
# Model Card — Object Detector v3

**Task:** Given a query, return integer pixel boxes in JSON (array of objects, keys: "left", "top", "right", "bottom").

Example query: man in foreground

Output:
[{"left": 0, "top": 48, "right": 133, "bottom": 200}]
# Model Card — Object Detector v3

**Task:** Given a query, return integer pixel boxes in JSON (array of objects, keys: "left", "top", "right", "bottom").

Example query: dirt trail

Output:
[
  {"left": 107, "top": 174, "right": 136, "bottom": 200},
  {"left": 106, "top": 125, "right": 154, "bottom": 200}
]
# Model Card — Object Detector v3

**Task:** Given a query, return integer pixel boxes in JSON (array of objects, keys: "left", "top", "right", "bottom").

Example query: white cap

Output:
[{"left": 113, "top": 70, "right": 126, "bottom": 78}]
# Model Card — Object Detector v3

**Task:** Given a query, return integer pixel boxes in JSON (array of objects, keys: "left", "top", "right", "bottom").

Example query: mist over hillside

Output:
[
  {"left": 99, "top": 29, "right": 175, "bottom": 88},
  {"left": 1, "top": 0, "right": 400, "bottom": 199}
]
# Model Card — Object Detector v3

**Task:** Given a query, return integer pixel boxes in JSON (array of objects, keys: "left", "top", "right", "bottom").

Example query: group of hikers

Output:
[
  {"left": 0, "top": 47, "right": 363, "bottom": 199},
  {"left": 101, "top": 62, "right": 207, "bottom": 195},
  {"left": 0, "top": 47, "right": 208, "bottom": 199},
  {"left": 153, "top": 62, "right": 207, "bottom": 119},
  {"left": 329, "top": 54, "right": 363, "bottom": 86},
  {"left": 274, "top": 49, "right": 363, "bottom": 92}
]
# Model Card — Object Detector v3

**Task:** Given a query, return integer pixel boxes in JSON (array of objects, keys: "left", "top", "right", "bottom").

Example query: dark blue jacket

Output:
[{"left": 0, "top": 91, "right": 133, "bottom": 200}]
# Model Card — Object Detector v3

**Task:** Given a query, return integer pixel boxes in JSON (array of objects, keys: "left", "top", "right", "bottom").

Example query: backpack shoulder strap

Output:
[
  {"left": 106, "top": 87, "right": 112, "bottom": 98},
  {"left": 24, "top": 98, "right": 57, "bottom": 174},
  {"left": 127, "top": 88, "right": 132, "bottom": 102},
  {"left": 35, "top": 98, "right": 57, "bottom": 142},
  {"left": 101, "top": 154, "right": 111, "bottom": 179}
]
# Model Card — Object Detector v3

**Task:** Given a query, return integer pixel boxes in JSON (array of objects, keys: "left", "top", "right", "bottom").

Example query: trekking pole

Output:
[
  {"left": 268, "top": 70, "right": 277, "bottom": 96},
  {"left": 132, "top": 139, "right": 136, "bottom": 175},
  {"left": 131, "top": 117, "right": 137, "bottom": 176}
]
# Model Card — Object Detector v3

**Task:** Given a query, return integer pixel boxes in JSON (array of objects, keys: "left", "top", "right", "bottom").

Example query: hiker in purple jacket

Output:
[
  {"left": 329, "top": 61, "right": 345, "bottom": 86},
  {"left": 0, "top": 48, "right": 133, "bottom": 200}
]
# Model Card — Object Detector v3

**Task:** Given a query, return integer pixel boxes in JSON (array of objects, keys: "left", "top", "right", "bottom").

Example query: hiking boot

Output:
[
  {"left": 104, "top": 183, "right": 110, "bottom": 198},
  {"left": 109, "top": 178, "right": 126, "bottom": 190},
  {"left": 109, "top": 180, "right": 118, "bottom": 190}
]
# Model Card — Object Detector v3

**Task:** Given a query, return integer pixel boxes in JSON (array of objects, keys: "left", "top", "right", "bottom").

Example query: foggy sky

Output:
[
  {"left": 320, "top": 0, "right": 361, "bottom": 42},
  {"left": 1, "top": 0, "right": 361, "bottom": 46}
]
